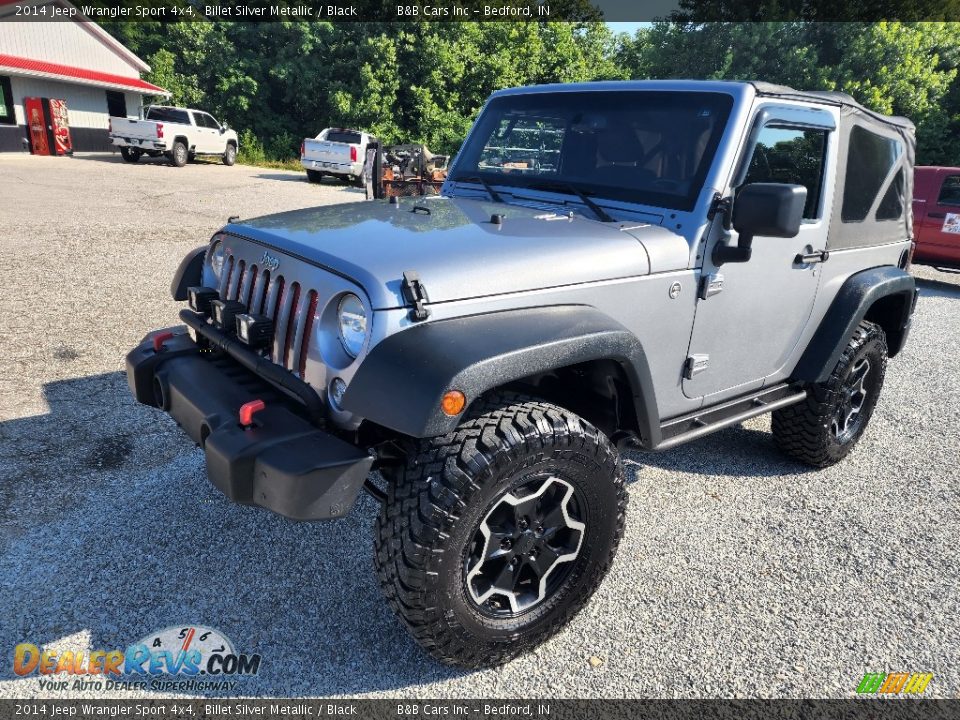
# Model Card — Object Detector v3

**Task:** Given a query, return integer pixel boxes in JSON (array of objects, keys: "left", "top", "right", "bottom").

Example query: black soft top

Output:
[{"left": 750, "top": 82, "right": 915, "bottom": 132}]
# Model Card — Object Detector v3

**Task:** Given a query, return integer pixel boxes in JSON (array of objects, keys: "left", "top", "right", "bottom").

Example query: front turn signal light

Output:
[{"left": 441, "top": 390, "right": 466, "bottom": 416}]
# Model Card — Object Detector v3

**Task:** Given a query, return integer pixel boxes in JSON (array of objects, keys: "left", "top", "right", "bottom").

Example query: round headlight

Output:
[
  {"left": 209, "top": 240, "right": 225, "bottom": 279},
  {"left": 337, "top": 294, "right": 367, "bottom": 357}
]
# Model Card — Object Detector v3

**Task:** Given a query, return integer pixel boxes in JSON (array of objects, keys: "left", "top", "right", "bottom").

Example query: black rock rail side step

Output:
[{"left": 657, "top": 383, "right": 807, "bottom": 450}]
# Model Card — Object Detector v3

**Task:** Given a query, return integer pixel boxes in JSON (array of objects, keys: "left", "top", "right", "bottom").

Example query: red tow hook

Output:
[
  {"left": 152, "top": 331, "right": 174, "bottom": 352},
  {"left": 239, "top": 399, "right": 266, "bottom": 428}
]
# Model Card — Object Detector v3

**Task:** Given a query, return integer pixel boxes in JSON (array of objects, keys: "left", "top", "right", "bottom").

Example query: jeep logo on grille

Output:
[{"left": 260, "top": 251, "right": 280, "bottom": 272}]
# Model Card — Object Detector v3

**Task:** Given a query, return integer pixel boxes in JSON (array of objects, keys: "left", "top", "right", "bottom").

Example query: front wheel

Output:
[
  {"left": 374, "top": 393, "right": 627, "bottom": 668},
  {"left": 223, "top": 143, "right": 236, "bottom": 166},
  {"left": 119, "top": 147, "right": 141, "bottom": 163},
  {"left": 773, "top": 320, "right": 888, "bottom": 467}
]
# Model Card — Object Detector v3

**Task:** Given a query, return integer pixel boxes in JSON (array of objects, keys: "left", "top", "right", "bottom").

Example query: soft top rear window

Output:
[
  {"left": 146, "top": 107, "right": 190, "bottom": 125},
  {"left": 325, "top": 130, "right": 362, "bottom": 144},
  {"left": 451, "top": 91, "right": 734, "bottom": 211}
]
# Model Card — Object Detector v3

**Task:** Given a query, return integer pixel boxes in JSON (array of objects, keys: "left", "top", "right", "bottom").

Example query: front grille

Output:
[{"left": 217, "top": 252, "right": 317, "bottom": 375}]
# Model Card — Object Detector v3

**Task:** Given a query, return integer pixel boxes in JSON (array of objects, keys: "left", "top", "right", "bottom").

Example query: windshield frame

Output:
[{"left": 449, "top": 90, "right": 735, "bottom": 213}]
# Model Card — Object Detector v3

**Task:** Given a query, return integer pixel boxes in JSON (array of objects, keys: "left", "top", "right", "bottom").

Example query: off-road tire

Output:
[
  {"left": 773, "top": 320, "right": 888, "bottom": 467},
  {"left": 306, "top": 169, "right": 323, "bottom": 183},
  {"left": 223, "top": 143, "right": 237, "bottom": 166},
  {"left": 374, "top": 392, "right": 628, "bottom": 668},
  {"left": 169, "top": 141, "right": 188, "bottom": 168},
  {"left": 119, "top": 147, "right": 141, "bottom": 163}
]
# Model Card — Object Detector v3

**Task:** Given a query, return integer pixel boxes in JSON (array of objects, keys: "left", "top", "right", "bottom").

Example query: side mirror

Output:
[
  {"left": 713, "top": 183, "right": 807, "bottom": 265},
  {"left": 221, "top": 123, "right": 229, "bottom": 133}
]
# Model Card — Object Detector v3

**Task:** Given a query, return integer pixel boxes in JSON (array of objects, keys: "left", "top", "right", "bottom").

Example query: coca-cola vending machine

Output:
[{"left": 25, "top": 97, "right": 73, "bottom": 156}]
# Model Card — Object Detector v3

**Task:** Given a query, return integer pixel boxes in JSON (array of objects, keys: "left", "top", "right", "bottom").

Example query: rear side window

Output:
[
  {"left": 146, "top": 107, "right": 190, "bottom": 125},
  {"left": 742, "top": 126, "right": 827, "bottom": 220},
  {"left": 938, "top": 175, "right": 960, "bottom": 206},
  {"left": 875, "top": 168, "right": 905, "bottom": 220},
  {"left": 841, "top": 125, "right": 902, "bottom": 222},
  {"left": 325, "top": 130, "right": 362, "bottom": 144}
]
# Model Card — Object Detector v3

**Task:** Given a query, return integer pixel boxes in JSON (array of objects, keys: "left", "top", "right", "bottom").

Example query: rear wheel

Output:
[
  {"left": 306, "top": 169, "right": 323, "bottom": 183},
  {"left": 773, "top": 320, "right": 887, "bottom": 467},
  {"left": 223, "top": 143, "right": 236, "bottom": 166},
  {"left": 374, "top": 393, "right": 627, "bottom": 668},
  {"left": 168, "top": 140, "right": 188, "bottom": 168},
  {"left": 119, "top": 147, "right": 141, "bottom": 163}
]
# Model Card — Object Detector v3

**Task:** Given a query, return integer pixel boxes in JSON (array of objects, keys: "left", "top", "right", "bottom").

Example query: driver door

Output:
[{"left": 683, "top": 106, "right": 838, "bottom": 401}]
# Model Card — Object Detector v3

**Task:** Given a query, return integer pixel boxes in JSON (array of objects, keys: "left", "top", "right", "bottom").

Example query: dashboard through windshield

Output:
[{"left": 452, "top": 90, "right": 734, "bottom": 212}]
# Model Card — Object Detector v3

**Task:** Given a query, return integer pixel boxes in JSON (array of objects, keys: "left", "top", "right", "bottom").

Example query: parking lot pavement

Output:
[{"left": 0, "top": 152, "right": 958, "bottom": 699}]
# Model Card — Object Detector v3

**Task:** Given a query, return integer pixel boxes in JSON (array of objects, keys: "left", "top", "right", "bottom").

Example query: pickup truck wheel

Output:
[
  {"left": 169, "top": 141, "right": 188, "bottom": 168},
  {"left": 374, "top": 393, "right": 627, "bottom": 668},
  {"left": 119, "top": 147, "right": 141, "bottom": 163},
  {"left": 773, "top": 321, "right": 887, "bottom": 467},
  {"left": 223, "top": 143, "right": 236, "bottom": 166},
  {"left": 306, "top": 169, "right": 323, "bottom": 183}
]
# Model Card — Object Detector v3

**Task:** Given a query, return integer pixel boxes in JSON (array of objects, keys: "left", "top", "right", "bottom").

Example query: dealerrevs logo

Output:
[{"left": 13, "top": 625, "right": 261, "bottom": 692}]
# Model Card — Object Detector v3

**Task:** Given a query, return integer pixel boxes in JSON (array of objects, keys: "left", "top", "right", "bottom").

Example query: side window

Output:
[
  {"left": 203, "top": 114, "right": 221, "bottom": 129},
  {"left": 0, "top": 76, "right": 15, "bottom": 125},
  {"left": 192, "top": 112, "right": 208, "bottom": 128},
  {"left": 742, "top": 126, "right": 827, "bottom": 220},
  {"left": 875, "top": 168, "right": 905, "bottom": 220},
  {"left": 938, "top": 175, "right": 960, "bottom": 206},
  {"left": 841, "top": 125, "right": 901, "bottom": 222}
]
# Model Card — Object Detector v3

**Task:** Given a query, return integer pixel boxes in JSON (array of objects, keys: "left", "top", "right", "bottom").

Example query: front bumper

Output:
[{"left": 126, "top": 328, "right": 373, "bottom": 520}]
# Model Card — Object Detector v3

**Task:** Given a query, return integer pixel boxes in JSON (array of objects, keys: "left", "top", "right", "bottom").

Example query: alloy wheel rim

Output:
[
  {"left": 831, "top": 357, "right": 871, "bottom": 442},
  {"left": 465, "top": 476, "right": 585, "bottom": 617}
]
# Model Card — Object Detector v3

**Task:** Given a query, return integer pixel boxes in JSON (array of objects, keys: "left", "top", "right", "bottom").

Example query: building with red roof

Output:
[{"left": 0, "top": 0, "right": 169, "bottom": 152}]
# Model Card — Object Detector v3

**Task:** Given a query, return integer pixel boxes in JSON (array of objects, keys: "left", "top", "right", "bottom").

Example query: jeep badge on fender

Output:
[{"left": 127, "top": 80, "right": 918, "bottom": 668}]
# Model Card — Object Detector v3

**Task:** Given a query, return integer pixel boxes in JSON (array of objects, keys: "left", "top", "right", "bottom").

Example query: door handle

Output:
[{"left": 795, "top": 250, "right": 830, "bottom": 264}]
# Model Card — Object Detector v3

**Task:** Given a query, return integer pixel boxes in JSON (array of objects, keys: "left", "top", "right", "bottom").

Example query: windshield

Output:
[{"left": 452, "top": 91, "right": 733, "bottom": 211}]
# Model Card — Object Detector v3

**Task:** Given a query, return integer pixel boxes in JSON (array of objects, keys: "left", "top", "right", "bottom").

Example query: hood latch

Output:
[{"left": 401, "top": 271, "right": 430, "bottom": 322}]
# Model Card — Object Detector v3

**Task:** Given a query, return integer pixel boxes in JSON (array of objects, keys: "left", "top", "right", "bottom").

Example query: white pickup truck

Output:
[
  {"left": 109, "top": 106, "right": 239, "bottom": 167},
  {"left": 300, "top": 128, "right": 372, "bottom": 185}
]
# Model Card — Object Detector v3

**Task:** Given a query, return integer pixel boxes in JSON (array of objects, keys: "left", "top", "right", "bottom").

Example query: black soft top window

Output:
[
  {"left": 841, "top": 125, "right": 902, "bottom": 223},
  {"left": 325, "top": 130, "right": 362, "bottom": 144},
  {"left": 146, "top": 107, "right": 190, "bottom": 125},
  {"left": 452, "top": 91, "right": 734, "bottom": 211}
]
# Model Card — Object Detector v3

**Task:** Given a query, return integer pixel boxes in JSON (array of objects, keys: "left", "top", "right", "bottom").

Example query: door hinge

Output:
[
  {"left": 684, "top": 354, "right": 710, "bottom": 380},
  {"left": 699, "top": 272, "right": 725, "bottom": 300},
  {"left": 401, "top": 271, "right": 430, "bottom": 322}
]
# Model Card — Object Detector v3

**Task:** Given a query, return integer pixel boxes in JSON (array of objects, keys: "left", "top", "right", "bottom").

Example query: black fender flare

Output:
[
  {"left": 342, "top": 305, "right": 660, "bottom": 444},
  {"left": 170, "top": 246, "right": 206, "bottom": 301},
  {"left": 792, "top": 265, "right": 917, "bottom": 384}
]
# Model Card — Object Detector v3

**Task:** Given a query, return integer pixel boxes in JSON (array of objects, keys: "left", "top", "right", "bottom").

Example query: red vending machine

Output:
[{"left": 25, "top": 97, "right": 73, "bottom": 156}]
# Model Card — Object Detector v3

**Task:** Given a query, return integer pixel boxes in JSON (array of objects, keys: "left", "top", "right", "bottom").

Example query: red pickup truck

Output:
[{"left": 913, "top": 166, "right": 960, "bottom": 269}]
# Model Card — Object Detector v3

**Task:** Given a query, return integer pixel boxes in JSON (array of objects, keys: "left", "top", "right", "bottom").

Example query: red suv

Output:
[{"left": 913, "top": 166, "right": 960, "bottom": 269}]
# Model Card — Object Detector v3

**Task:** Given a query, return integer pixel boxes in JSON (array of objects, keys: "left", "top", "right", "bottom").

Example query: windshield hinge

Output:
[
  {"left": 708, "top": 193, "right": 732, "bottom": 225},
  {"left": 401, "top": 271, "right": 430, "bottom": 322}
]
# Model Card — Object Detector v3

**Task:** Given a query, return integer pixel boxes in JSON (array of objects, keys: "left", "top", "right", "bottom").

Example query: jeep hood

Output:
[{"left": 227, "top": 196, "right": 665, "bottom": 308}]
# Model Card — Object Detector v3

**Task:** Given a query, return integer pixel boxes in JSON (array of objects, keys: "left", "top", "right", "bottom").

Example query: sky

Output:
[{"left": 605, "top": 22, "right": 652, "bottom": 36}]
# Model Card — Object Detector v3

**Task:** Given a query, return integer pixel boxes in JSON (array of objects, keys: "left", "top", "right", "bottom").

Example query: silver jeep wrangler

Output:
[{"left": 127, "top": 80, "right": 918, "bottom": 667}]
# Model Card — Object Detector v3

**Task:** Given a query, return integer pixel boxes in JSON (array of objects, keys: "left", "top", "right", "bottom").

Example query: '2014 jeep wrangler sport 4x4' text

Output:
[{"left": 127, "top": 81, "right": 918, "bottom": 668}]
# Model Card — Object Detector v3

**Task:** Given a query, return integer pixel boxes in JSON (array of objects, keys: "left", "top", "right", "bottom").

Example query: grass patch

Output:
[{"left": 237, "top": 157, "right": 303, "bottom": 171}]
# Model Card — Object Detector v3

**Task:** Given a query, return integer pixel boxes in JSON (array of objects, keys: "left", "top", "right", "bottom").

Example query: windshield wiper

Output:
[
  {"left": 454, "top": 175, "right": 505, "bottom": 203},
  {"left": 526, "top": 181, "right": 616, "bottom": 223}
]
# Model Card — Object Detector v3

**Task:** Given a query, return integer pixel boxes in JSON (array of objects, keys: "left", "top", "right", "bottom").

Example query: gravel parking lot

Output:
[{"left": 0, "top": 152, "right": 958, "bottom": 699}]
